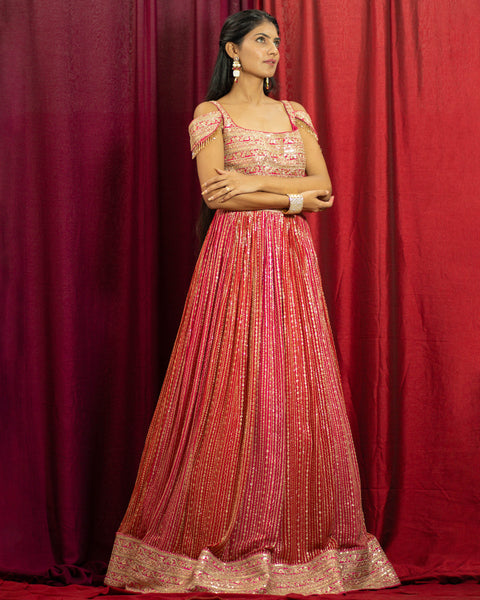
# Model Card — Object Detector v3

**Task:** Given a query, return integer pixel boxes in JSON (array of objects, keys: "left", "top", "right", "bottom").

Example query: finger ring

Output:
[{"left": 225, "top": 186, "right": 231, "bottom": 192}]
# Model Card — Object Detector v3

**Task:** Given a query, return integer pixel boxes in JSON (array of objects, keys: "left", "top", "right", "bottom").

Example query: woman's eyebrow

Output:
[{"left": 255, "top": 32, "right": 281, "bottom": 41}]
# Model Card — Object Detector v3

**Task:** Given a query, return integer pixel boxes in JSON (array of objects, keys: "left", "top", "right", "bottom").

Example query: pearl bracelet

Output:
[{"left": 283, "top": 193, "right": 304, "bottom": 215}]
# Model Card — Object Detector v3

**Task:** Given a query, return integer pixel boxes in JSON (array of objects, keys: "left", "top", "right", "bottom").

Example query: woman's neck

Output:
[{"left": 223, "top": 74, "right": 268, "bottom": 105}]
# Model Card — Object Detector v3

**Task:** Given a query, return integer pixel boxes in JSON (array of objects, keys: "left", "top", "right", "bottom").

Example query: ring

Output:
[{"left": 225, "top": 186, "right": 231, "bottom": 192}]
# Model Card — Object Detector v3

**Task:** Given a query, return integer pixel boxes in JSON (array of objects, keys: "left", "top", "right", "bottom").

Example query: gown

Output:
[{"left": 104, "top": 100, "right": 400, "bottom": 594}]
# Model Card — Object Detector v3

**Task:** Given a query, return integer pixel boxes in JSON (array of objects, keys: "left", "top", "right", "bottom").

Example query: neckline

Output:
[{"left": 211, "top": 100, "right": 297, "bottom": 134}]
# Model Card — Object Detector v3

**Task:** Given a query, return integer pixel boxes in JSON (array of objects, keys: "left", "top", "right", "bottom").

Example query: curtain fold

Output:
[
  {"left": 1, "top": 0, "right": 479, "bottom": 583},
  {"left": 0, "top": 0, "right": 161, "bottom": 576}
]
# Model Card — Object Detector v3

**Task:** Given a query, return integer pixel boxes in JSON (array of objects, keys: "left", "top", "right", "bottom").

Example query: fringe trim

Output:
[{"left": 191, "top": 126, "right": 222, "bottom": 159}]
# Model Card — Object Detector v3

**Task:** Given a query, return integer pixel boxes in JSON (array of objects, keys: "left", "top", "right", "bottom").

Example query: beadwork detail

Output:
[
  {"left": 284, "top": 193, "right": 304, "bottom": 215},
  {"left": 232, "top": 56, "right": 241, "bottom": 82}
]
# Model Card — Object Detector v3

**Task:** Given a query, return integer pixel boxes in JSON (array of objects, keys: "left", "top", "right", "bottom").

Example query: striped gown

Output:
[{"left": 105, "top": 100, "right": 399, "bottom": 594}]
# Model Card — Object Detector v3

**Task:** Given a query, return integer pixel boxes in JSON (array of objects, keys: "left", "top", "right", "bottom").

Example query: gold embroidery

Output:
[
  {"left": 295, "top": 111, "right": 319, "bottom": 142},
  {"left": 296, "top": 119, "right": 318, "bottom": 141},
  {"left": 189, "top": 111, "right": 223, "bottom": 158},
  {"left": 191, "top": 125, "right": 221, "bottom": 158},
  {"left": 106, "top": 533, "right": 399, "bottom": 594}
]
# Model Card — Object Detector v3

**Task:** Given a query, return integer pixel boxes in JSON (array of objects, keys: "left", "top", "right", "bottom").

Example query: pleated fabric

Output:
[{"left": 105, "top": 102, "right": 399, "bottom": 594}]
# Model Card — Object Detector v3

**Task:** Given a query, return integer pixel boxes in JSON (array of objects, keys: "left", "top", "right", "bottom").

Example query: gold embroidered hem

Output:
[{"left": 106, "top": 533, "right": 399, "bottom": 595}]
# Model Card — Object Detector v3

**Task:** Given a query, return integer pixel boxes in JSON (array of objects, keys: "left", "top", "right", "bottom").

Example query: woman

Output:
[{"left": 105, "top": 10, "right": 399, "bottom": 594}]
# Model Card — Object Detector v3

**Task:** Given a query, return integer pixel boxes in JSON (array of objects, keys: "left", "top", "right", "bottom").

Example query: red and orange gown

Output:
[{"left": 105, "top": 101, "right": 399, "bottom": 594}]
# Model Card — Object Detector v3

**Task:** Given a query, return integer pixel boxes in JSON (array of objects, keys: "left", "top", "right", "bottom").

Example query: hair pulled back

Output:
[{"left": 197, "top": 10, "right": 280, "bottom": 243}]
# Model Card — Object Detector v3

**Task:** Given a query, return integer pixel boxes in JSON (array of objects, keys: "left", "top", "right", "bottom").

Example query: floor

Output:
[{"left": 1, "top": 580, "right": 480, "bottom": 600}]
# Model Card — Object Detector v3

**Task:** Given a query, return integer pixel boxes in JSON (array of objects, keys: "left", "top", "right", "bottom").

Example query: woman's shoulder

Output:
[
  {"left": 285, "top": 100, "right": 307, "bottom": 113},
  {"left": 193, "top": 101, "right": 221, "bottom": 119}
]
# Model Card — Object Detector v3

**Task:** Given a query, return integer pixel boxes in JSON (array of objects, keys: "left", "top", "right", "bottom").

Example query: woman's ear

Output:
[{"left": 225, "top": 41, "right": 237, "bottom": 59}]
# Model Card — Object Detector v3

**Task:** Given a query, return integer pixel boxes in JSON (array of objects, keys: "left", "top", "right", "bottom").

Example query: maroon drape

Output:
[
  {"left": 0, "top": 0, "right": 162, "bottom": 576},
  {"left": 1, "top": 0, "right": 479, "bottom": 584}
]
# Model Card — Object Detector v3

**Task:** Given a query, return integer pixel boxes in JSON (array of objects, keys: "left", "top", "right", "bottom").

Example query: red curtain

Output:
[
  {"left": 261, "top": 0, "right": 480, "bottom": 581},
  {"left": 1, "top": 0, "right": 479, "bottom": 584}
]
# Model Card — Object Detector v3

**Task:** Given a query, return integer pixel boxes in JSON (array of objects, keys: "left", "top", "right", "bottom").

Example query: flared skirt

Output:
[{"left": 105, "top": 210, "right": 399, "bottom": 594}]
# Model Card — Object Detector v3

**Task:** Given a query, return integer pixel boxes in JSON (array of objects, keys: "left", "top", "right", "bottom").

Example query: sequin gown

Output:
[{"left": 105, "top": 101, "right": 399, "bottom": 594}]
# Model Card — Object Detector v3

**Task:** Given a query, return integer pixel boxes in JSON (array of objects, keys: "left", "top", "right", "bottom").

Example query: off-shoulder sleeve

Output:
[
  {"left": 294, "top": 110, "right": 319, "bottom": 143},
  {"left": 188, "top": 110, "right": 223, "bottom": 159}
]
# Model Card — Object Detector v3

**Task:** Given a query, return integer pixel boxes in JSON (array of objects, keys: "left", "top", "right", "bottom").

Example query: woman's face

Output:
[{"left": 234, "top": 21, "right": 280, "bottom": 80}]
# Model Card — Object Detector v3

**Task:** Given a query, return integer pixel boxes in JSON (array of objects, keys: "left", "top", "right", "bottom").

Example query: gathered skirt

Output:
[{"left": 105, "top": 210, "right": 399, "bottom": 594}]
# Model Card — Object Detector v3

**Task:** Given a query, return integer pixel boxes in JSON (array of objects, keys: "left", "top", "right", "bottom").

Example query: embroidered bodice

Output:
[{"left": 188, "top": 100, "right": 319, "bottom": 178}]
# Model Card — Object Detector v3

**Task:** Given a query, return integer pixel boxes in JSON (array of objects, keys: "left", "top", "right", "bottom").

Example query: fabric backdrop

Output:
[{"left": 1, "top": 0, "right": 479, "bottom": 585}]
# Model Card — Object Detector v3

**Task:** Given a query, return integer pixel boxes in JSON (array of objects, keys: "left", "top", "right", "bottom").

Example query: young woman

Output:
[{"left": 105, "top": 10, "right": 399, "bottom": 594}]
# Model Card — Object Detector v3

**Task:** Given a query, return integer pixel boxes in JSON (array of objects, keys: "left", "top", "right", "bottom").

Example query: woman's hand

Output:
[
  {"left": 302, "top": 190, "right": 334, "bottom": 212},
  {"left": 202, "top": 168, "right": 260, "bottom": 203}
]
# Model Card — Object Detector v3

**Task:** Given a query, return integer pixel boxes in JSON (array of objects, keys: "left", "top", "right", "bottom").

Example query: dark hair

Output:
[{"left": 197, "top": 10, "right": 280, "bottom": 243}]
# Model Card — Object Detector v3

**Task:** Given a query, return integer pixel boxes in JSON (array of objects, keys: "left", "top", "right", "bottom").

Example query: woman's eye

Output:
[{"left": 256, "top": 36, "right": 265, "bottom": 43}]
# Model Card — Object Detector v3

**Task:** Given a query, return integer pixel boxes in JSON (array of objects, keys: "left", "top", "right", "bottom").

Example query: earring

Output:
[
  {"left": 265, "top": 77, "right": 271, "bottom": 90},
  {"left": 232, "top": 56, "right": 241, "bottom": 82}
]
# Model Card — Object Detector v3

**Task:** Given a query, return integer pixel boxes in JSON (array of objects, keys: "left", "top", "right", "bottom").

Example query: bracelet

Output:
[{"left": 283, "top": 193, "right": 304, "bottom": 215}]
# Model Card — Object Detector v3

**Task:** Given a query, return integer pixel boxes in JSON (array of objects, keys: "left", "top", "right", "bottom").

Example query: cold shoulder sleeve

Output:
[
  {"left": 294, "top": 110, "right": 319, "bottom": 144},
  {"left": 188, "top": 110, "right": 223, "bottom": 159}
]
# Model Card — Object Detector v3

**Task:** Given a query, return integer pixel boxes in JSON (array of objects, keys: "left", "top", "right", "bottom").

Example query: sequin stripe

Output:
[
  {"left": 176, "top": 212, "right": 258, "bottom": 555},
  {"left": 105, "top": 532, "right": 399, "bottom": 594},
  {"left": 281, "top": 217, "right": 340, "bottom": 560},
  {"left": 127, "top": 213, "right": 265, "bottom": 555},
  {"left": 188, "top": 110, "right": 223, "bottom": 158},
  {"left": 189, "top": 211, "right": 285, "bottom": 560},
  {"left": 292, "top": 223, "right": 366, "bottom": 546},
  {"left": 219, "top": 212, "right": 288, "bottom": 560},
  {"left": 161, "top": 215, "right": 253, "bottom": 550},
  {"left": 118, "top": 217, "right": 242, "bottom": 538},
  {"left": 281, "top": 217, "right": 315, "bottom": 562},
  {"left": 279, "top": 218, "right": 365, "bottom": 553}
]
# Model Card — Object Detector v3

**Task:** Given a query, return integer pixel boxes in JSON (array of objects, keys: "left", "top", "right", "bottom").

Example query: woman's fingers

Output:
[
  {"left": 301, "top": 190, "right": 334, "bottom": 212},
  {"left": 202, "top": 175, "right": 237, "bottom": 198},
  {"left": 202, "top": 179, "right": 226, "bottom": 193},
  {"left": 205, "top": 186, "right": 233, "bottom": 203},
  {"left": 319, "top": 195, "right": 334, "bottom": 210}
]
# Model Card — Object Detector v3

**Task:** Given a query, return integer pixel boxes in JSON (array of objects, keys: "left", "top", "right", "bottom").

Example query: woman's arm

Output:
[
  {"left": 201, "top": 102, "right": 332, "bottom": 204},
  {"left": 193, "top": 112, "right": 289, "bottom": 211},
  {"left": 193, "top": 102, "right": 332, "bottom": 212},
  {"left": 193, "top": 103, "right": 290, "bottom": 211}
]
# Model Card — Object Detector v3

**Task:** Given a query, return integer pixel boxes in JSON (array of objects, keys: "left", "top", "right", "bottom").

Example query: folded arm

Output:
[{"left": 193, "top": 102, "right": 333, "bottom": 213}]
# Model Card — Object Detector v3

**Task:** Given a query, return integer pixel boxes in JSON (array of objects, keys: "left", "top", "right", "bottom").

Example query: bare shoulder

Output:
[
  {"left": 288, "top": 100, "right": 307, "bottom": 112},
  {"left": 193, "top": 101, "right": 220, "bottom": 119}
]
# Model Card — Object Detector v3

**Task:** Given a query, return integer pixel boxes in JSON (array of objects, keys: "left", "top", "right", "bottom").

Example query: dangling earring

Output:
[
  {"left": 232, "top": 56, "right": 241, "bottom": 82},
  {"left": 265, "top": 77, "right": 271, "bottom": 90}
]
